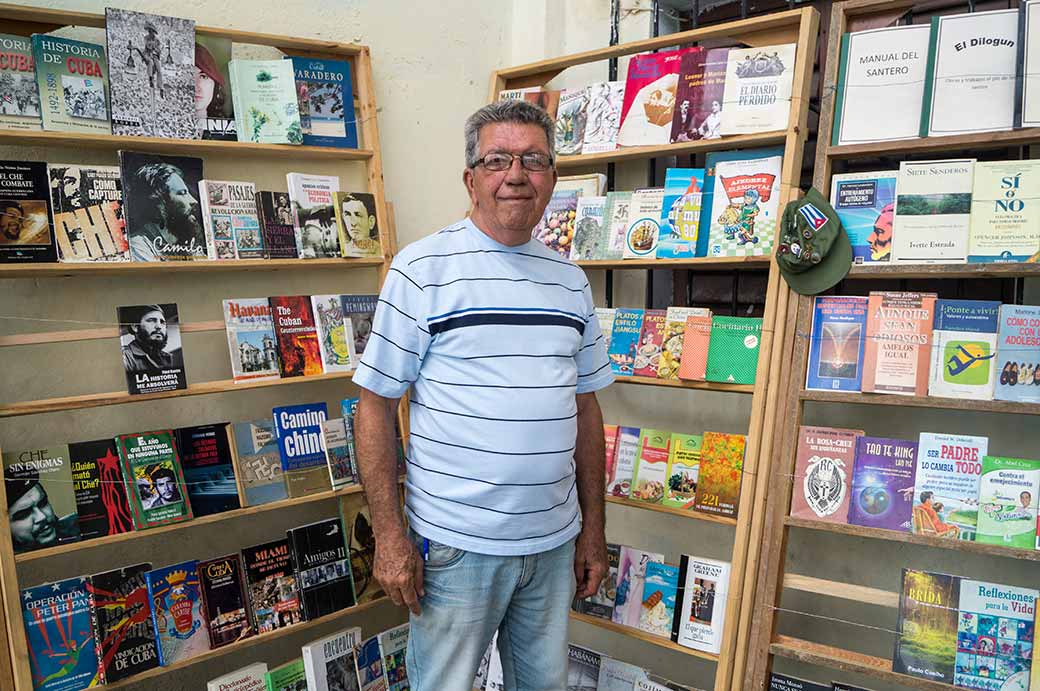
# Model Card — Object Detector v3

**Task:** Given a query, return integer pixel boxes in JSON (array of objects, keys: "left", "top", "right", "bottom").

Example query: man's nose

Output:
[{"left": 504, "top": 157, "right": 528, "bottom": 183}]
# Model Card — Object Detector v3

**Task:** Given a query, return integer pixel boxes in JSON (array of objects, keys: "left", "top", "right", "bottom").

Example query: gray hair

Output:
[{"left": 464, "top": 99, "right": 556, "bottom": 168}]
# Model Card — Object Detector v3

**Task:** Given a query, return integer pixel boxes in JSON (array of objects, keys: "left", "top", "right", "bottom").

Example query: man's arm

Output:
[
  {"left": 573, "top": 391, "right": 608, "bottom": 599},
  {"left": 355, "top": 388, "right": 423, "bottom": 614}
]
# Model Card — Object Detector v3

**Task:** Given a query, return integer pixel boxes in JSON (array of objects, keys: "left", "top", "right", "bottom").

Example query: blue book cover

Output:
[
  {"left": 657, "top": 168, "right": 705, "bottom": 259},
  {"left": 22, "top": 576, "right": 98, "bottom": 690},
  {"left": 698, "top": 146, "right": 784, "bottom": 257},
  {"left": 607, "top": 308, "right": 644, "bottom": 376},
  {"left": 829, "top": 171, "right": 897, "bottom": 264},
  {"left": 995, "top": 304, "right": 1040, "bottom": 403},
  {"left": 356, "top": 635, "right": 387, "bottom": 689},
  {"left": 287, "top": 57, "right": 359, "bottom": 148},
  {"left": 638, "top": 562, "right": 679, "bottom": 637},
  {"left": 805, "top": 296, "right": 868, "bottom": 392},
  {"left": 273, "top": 403, "right": 330, "bottom": 497},
  {"left": 144, "top": 561, "right": 209, "bottom": 666},
  {"left": 848, "top": 436, "right": 916, "bottom": 532}
]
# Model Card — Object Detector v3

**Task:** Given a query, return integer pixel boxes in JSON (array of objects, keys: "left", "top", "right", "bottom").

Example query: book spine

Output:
[
  {"left": 86, "top": 578, "right": 107, "bottom": 684},
  {"left": 918, "top": 17, "right": 941, "bottom": 137},
  {"left": 831, "top": 33, "right": 851, "bottom": 147}
]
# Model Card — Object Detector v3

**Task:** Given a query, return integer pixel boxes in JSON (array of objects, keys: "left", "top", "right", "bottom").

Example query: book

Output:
[
  {"left": 705, "top": 316, "right": 762, "bottom": 384},
  {"left": 116, "top": 429, "right": 192, "bottom": 529},
  {"left": 287, "top": 172, "right": 340, "bottom": 258},
  {"left": 574, "top": 543, "right": 621, "bottom": 620},
  {"left": 69, "top": 438, "right": 133, "bottom": 540},
  {"left": 622, "top": 187, "right": 665, "bottom": 260},
  {"left": 323, "top": 418, "right": 357, "bottom": 490},
  {"left": 658, "top": 307, "right": 711, "bottom": 380},
  {"left": 228, "top": 59, "right": 301, "bottom": 144},
  {"left": 928, "top": 299, "right": 1001, "bottom": 400},
  {"left": 356, "top": 636, "right": 386, "bottom": 691},
  {"left": 223, "top": 298, "right": 281, "bottom": 383},
  {"left": 601, "top": 191, "right": 633, "bottom": 260},
  {"left": 672, "top": 555, "right": 730, "bottom": 654},
  {"left": 312, "top": 294, "right": 353, "bottom": 374},
  {"left": 596, "top": 308, "right": 616, "bottom": 352},
  {"left": 633, "top": 309, "right": 667, "bottom": 378},
  {"left": 913, "top": 432, "right": 988, "bottom": 540},
  {"left": 289, "top": 56, "right": 358, "bottom": 148},
  {"left": 608, "top": 426, "right": 640, "bottom": 498},
  {"left": 199, "top": 179, "right": 262, "bottom": 259},
  {"left": 968, "top": 160, "right": 1040, "bottom": 263},
  {"left": 570, "top": 195, "right": 607, "bottom": 261},
  {"left": 555, "top": 86, "right": 588, "bottom": 156},
  {"left": 893, "top": 569, "right": 960, "bottom": 683},
  {"left": 117, "top": 302, "right": 187, "bottom": 395},
  {"left": 994, "top": 304, "right": 1040, "bottom": 403},
  {"left": 847, "top": 436, "right": 917, "bottom": 532},
  {"left": 639, "top": 562, "right": 679, "bottom": 637},
  {"left": 694, "top": 432, "right": 746, "bottom": 518},
  {"left": 302, "top": 627, "right": 362, "bottom": 691},
  {"left": 664, "top": 433, "right": 702, "bottom": 509},
  {"left": 340, "top": 492, "right": 383, "bottom": 603},
  {"left": 341, "top": 294, "right": 378, "bottom": 366},
  {"left": 119, "top": 150, "right": 207, "bottom": 261},
  {"left": 705, "top": 155, "right": 782, "bottom": 258},
  {"left": 498, "top": 86, "right": 560, "bottom": 119},
  {"left": 105, "top": 9, "right": 197, "bottom": 139},
  {"left": 274, "top": 402, "right": 332, "bottom": 497},
  {"left": 581, "top": 81, "right": 624, "bottom": 154},
  {"left": 829, "top": 171, "right": 897, "bottom": 263},
  {"left": 920, "top": 10, "right": 1018, "bottom": 137},
  {"left": 176, "top": 423, "right": 239, "bottom": 517},
  {"left": 976, "top": 456, "right": 1040, "bottom": 549},
  {"left": 1020, "top": 1, "right": 1040, "bottom": 128},
  {"left": 598, "top": 658, "right": 650, "bottom": 691},
  {"left": 862, "top": 291, "right": 937, "bottom": 396},
  {"left": 677, "top": 314, "right": 713, "bottom": 381},
  {"left": 607, "top": 308, "right": 644, "bottom": 376},
  {"left": 288, "top": 517, "right": 355, "bottom": 619},
  {"left": 566, "top": 645, "right": 602, "bottom": 691},
  {"left": 333, "top": 192, "right": 381, "bottom": 258},
  {"left": 532, "top": 188, "right": 578, "bottom": 258},
  {"left": 617, "top": 47, "right": 695, "bottom": 146},
  {"left": 0, "top": 160, "right": 56, "bottom": 262},
  {"left": 198, "top": 554, "right": 252, "bottom": 648},
  {"left": 242, "top": 537, "right": 303, "bottom": 633},
  {"left": 671, "top": 47, "right": 729, "bottom": 143},
  {"left": 194, "top": 34, "right": 235, "bottom": 141},
  {"left": 831, "top": 26, "right": 931, "bottom": 146},
  {"left": 770, "top": 675, "right": 831, "bottom": 691},
  {"left": 3, "top": 445, "right": 80, "bottom": 552},
  {"left": 612, "top": 547, "right": 665, "bottom": 628},
  {"left": 377, "top": 623, "right": 409, "bottom": 691},
  {"left": 805, "top": 296, "right": 869, "bottom": 392},
  {"left": 699, "top": 146, "right": 785, "bottom": 257},
  {"left": 31, "top": 34, "right": 109, "bottom": 134},
  {"left": 269, "top": 295, "right": 323, "bottom": 377},
  {"left": 145, "top": 561, "right": 209, "bottom": 665},
  {"left": 231, "top": 420, "right": 288, "bottom": 506},
  {"left": 630, "top": 428, "right": 671, "bottom": 504},
  {"left": 87, "top": 563, "right": 159, "bottom": 683},
  {"left": 22, "top": 576, "right": 97, "bottom": 690},
  {"left": 341, "top": 397, "right": 361, "bottom": 482},
  {"left": 657, "top": 168, "right": 705, "bottom": 259},
  {"left": 892, "top": 159, "right": 974, "bottom": 264},
  {"left": 719, "top": 44, "right": 796, "bottom": 135},
  {"left": 790, "top": 426, "right": 862, "bottom": 524},
  {"left": 256, "top": 191, "right": 299, "bottom": 259},
  {"left": 47, "top": 163, "right": 128, "bottom": 262},
  {"left": 265, "top": 659, "right": 307, "bottom": 691},
  {"left": 0, "top": 33, "right": 39, "bottom": 130},
  {"left": 208, "top": 664, "right": 268, "bottom": 691}
]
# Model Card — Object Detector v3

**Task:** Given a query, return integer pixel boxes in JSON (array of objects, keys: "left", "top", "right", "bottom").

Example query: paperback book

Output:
[
  {"left": 176, "top": 423, "right": 240, "bottom": 517},
  {"left": 223, "top": 298, "right": 281, "bottom": 383},
  {"left": 195, "top": 34, "right": 235, "bottom": 141},
  {"left": 705, "top": 155, "right": 782, "bottom": 258},
  {"left": 199, "top": 179, "right": 262, "bottom": 259},
  {"left": 612, "top": 547, "right": 665, "bottom": 628},
  {"left": 630, "top": 428, "right": 671, "bottom": 504},
  {"left": 574, "top": 543, "right": 621, "bottom": 620},
  {"left": 657, "top": 306, "right": 710, "bottom": 380},
  {"left": 31, "top": 35, "right": 109, "bottom": 134},
  {"left": 198, "top": 554, "right": 251, "bottom": 648},
  {"left": 242, "top": 538, "right": 303, "bottom": 633},
  {"left": 288, "top": 517, "right": 355, "bottom": 620},
  {"left": 69, "top": 438, "right": 133, "bottom": 540},
  {"left": 567, "top": 645, "right": 602, "bottom": 691},
  {"left": 256, "top": 191, "right": 299, "bottom": 259},
  {"left": 265, "top": 659, "right": 307, "bottom": 691},
  {"left": 289, "top": 56, "right": 358, "bottom": 148},
  {"left": 145, "top": 561, "right": 210, "bottom": 665},
  {"left": 862, "top": 291, "right": 937, "bottom": 396},
  {"left": 274, "top": 402, "right": 331, "bottom": 497},
  {"left": 116, "top": 429, "right": 192, "bottom": 529},
  {"left": 719, "top": 43, "right": 796, "bottom": 135},
  {"left": 770, "top": 675, "right": 830, "bottom": 691},
  {"left": 87, "top": 563, "right": 159, "bottom": 683},
  {"left": 356, "top": 635, "right": 387, "bottom": 691},
  {"left": 378, "top": 623, "right": 410, "bottom": 691},
  {"left": 847, "top": 436, "right": 917, "bottom": 532},
  {"left": 117, "top": 302, "right": 187, "bottom": 395},
  {"left": 22, "top": 576, "right": 97, "bottom": 691},
  {"left": 913, "top": 432, "right": 988, "bottom": 540},
  {"left": 0, "top": 33, "right": 39, "bottom": 130},
  {"left": 607, "top": 308, "right": 644, "bottom": 377},
  {"left": 705, "top": 316, "right": 762, "bottom": 385},
  {"left": 229, "top": 59, "right": 301, "bottom": 144},
  {"left": 323, "top": 418, "right": 356, "bottom": 489},
  {"left": 3, "top": 445, "right": 80, "bottom": 553},
  {"left": 693, "top": 431, "right": 745, "bottom": 518},
  {"left": 532, "top": 188, "right": 578, "bottom": 258},
  {"left": 976, "top": 456, "right": 1040, "bottom": 549},
  {"left": 581, "top": 81, "right": 624, "bottom": 154},
  {"left": 638, "top": 562, "right": 679, "bottom": 637},
  {"left": 231, "top": 420, "right": 287, "bottom": 506},
  {"left": 341, "top": 294, "right": 378, "bottom": 365},
  {"left": 48, "top": 163, "right": 127, "bottom": 262},
  {"left": 208, "top": 664, "right": 267, "bottom": 691},
  {"left": 664, "top": 433, "right": 701, "bottom": 509},
  {"left": 302, "top": 627, "right": 362, "bottom": 691},
  {"left": 790, "top": 426, "right": 862, "bottom": 524},
  {"left": 0, "top": 160, "right": 56, "bottom": 262},
  {"left": 699, "top": 146, "right": 784, "bottom": 257},
  {"left": 312, "top": 293, "right": 354, "bottom": 374},
  {"left": 570, "top": 194, "right": 607, "bottom": 261},
  {"left": 596, "top": 307, "right": 616, "bottom": 352},
  {"left": 602, "top": 191, "right": 633, "bottom": 260},
  {"left": 928, "top": 299, "right": 1001, "bottom": 400},
  {"left": 270, "top": 295, "right": 324, "bottom": 377},
  {"left": 119, "top": 150, "right": 207, "bottom": 261},
  {"left": 555, "top": 87, "right": 588, "bottom": 156},
  {"left": 607, "top": 426, "right": 640, "bottom": 498},
  {"left": 829, "top": 171, "right": 897, "bottom": 263},
  {"left": 598, "top": 659, "right": 649, "bottom": 691},
  {"left": 805, "top": 295, "right": 869, "bottom": 392},
  {"left": 968, "top": 161, "right": 1040, "bottom": 263},
  {"left": 892, "top": 159, "right": 974, "bottom": 264},
  {"left": 677, "top": 314, "right": 713, "bottom": 381},
  {"left": 617, "top": 47, "right": 694, "bottom": 146},
  {"left": 623, "top": 187, "right": 665, "bottom": 260},
  {"left": 334, "top": 192, "right": 381, "bottom": 258},
  {"left": 287, "top": 172, "right": 340, "bottom": 258},
  {"left": 671, "top": 47, "right": 729, "bottom": 143},
  {"left": 633, "top": 309, "right": 666, "bottom": 378},
  {"left": 672, "top": 555, "right": 730, "bottom": 654},
  {"left": 657, "top": 168, "right": 704, "bottom": 259},
  {"left": 995, "top": 304, "right": 1040, "bottom": 403}
]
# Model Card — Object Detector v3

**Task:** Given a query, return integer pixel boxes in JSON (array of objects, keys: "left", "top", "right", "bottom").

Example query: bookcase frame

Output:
[
  {"left": 744, "top": 2, "right": 1040, "bottom": 691},
  {"left": 0, "top": 3, "right": 401, "bottom": 689},
  {"left": 489, "top": 7, "right": 819, "bottom": 691}
]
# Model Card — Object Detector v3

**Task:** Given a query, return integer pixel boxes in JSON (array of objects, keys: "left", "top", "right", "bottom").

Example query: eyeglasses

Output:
[{"left": 472, "top": 151, "right": 554, "bottom": 172}]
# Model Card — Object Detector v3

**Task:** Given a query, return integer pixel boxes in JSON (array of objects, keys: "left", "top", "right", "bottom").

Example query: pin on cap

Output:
[{"left": 775, "top": 187, "right": 852, "bottom": 295}]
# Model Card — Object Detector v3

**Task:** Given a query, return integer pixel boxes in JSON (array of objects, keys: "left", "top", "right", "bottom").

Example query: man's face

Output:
[
  {"left": 134, "top": 309, "right": 168, "bottom": 350},
  {"left": 9, "top": 484, "right": 57, "bottom": 548},
  {"left": 342, "top": 200, "right": 373, "bottom": 242},
  {"left": 156, "top": 476, "right": 175, "bottom": 501},
  {"left": 162, "top": 173, "right": 201, "bottom": 241},
  {"left": 62, "top": 170, "right": 82, "bottom": 205},
  {"left": 679, "top": 100, "right": 689, "bottom": 117},
  {"left": 1, "top": 206, "right": 24, "bottom": 239}
]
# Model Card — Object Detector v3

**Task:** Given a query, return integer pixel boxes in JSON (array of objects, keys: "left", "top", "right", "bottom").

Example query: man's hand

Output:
[
  {"left": 573, "top": 525, "right": 609, "bottom": 599},
  {"left": 374, "top": 530, "right": 425, "bottom": 615}
]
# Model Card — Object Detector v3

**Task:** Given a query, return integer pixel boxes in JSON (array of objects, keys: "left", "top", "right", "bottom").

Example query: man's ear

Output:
[{"left": 463, "top": 167, "right": 477, "bottom": 205}]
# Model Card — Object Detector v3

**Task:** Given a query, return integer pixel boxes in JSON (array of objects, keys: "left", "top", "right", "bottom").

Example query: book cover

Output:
[
  {"left": 598, "top": 659, "right": 649, "bottom": 691},
  {"left": 69, "top": 438, "right": 133, "bottom": 540},
  {"left": 286, "top": 172, "right": 340, "bottom": 258},
  {"left": 47, "top": 163, "right": 127, "bottom": 262},
  {"left": 618, "top": 47, "right": 696, "bottom": 146},
  {"left": 333, "top": 191, "right": 381, "bottom": 258},
  {"left": 377, "top": 623, "right": 409, "bottom": 691},
  {"left": 3, "top": 445, "right": 80, "bottom": 552},
  {"left": 705, "top": 316, "right": 762, "bottom": 385},
  {"left": 596, "top": 308, "right": 615, "bottom": 352},
  {"left": 664, "top": 433, "right": 702, "bottom": 509},
  {"left": 274, "top": 402, "right": 331, "bottom": 497},
  {"left": 194, "top": 34, "right": 235, "bottom": 141},
  {"left": 198, "top": 554, "right": 252, "bottom": 649},
  {"left": 340, "top": 491, "right": 384, "bottom": 603},
  {"left": 790, "top": 426, "right": 862, "bottom": 524},
  {"left": 116, "top": 429, "right": 192, "bottom": 529},
  {"left": 199, "top": 179, "right": 262, "bottom": 259},
  {"left": 87, "top": 563, "right": 159, "bottom": 683},
  {"left": 119, "top": 150, "right": 207, "bottom": 261},
  {"left": 994, "top": 304, "right": 1040, "bottom": 403},
  {"left": 638, "top": 562, "right": 679, "bottom": 637},
  {"left": 607, "top": 426, "right": 640, "bottom": 498},
  {"left": 847, "top": 436, "right": 917, "bottom": 532},
  {"left": 892, "top": 159, "right": 974, "bottom": 264},
  {"left": 341, "top": 294, "right": 378, "bottom": 366},
  {"left": 677, "top": 315, "right": 713, "bottom": 381},
  {"left": 176, "top": 423, "right": 240, "bottom": 517},
  {"left": 612, "top": 547, "right": 665, "bottom": 628},
  {"left": 672, "top": 555, "right": 729, "bottom": 654},
  {"left": 323, "top": 418, "right": 357, "bottom": 490},
  {"left": 968, "top": 160, "right": 1040, "bottom": 263},
  {"left": 705, "top": 155, "right": 782, "bottom": 258},
  {"left": 769, "top": 675, "right": 830, "bottom": 691},
  {"left": 658, "top": 307, "right": 711, "bottom": 380},
  {"left": 0, "top": 33, "right": 39, "bottom": 130},
  {"left": 570, "top": 195, "right": 607, "bottom": 261},
  {"left": 312, "top": 294, "right": 353, "bottom": 374},
  {"left": 719, "top": 43, "right": 796, "bottom": 135},
  {"left": 601, "top": 191, "right": 632, "bottom": 260},
  {"left": 341, "top": 397, "right": 362, "bottom": 482},
  {"left": 657, "top": 168, "right": 704, "bottom": 259},
  {"left": 805, "top": 295, "right": 869, "bottom": 392},
  {"left": 241, "top": 538, "right": 303, "bottom": 633},
  {"left": 231, "top": 420, "right": 287, "bottom": 506},
  {"left": 913, "top": 432, "right": 988, "bottom": 540},
  {"left": 622, "top": 187, "right": 664, "bottom": 260},
  {"left": 928, "top": 299, "right": 1000, "bottom": 400},
  {"left": 289, "top": 56, "right": 358, "bottom": 148},
  {"left": 532, "top": 188, "right": 578, "bottom": 258},
  {"left": 862, "top": 291, "right": 937, "bottom": 396},
  {"left": 671, "top": 47, "right": 728, "bottom": 143},
  {"left": 117, "top": 303, "right": 187, "bottom": 395},
  {"left": 555, "top": 87, "right": 588, "bottom": 156},
  {"left": 893, "top": 569, "right": 960, "bottom": 683},
  {"left": 269, "top": 295, "right": 324, "bottom": 377},
  {"left": 256, "top": 191, "right": 299, "bottom": 259},
  {"left": 829, "top": 171, "right": 897, "bottom": 263},
  {"left": 288, "top": 517, "right": 355, "bottom": 620},
  {"left": 356, "top": 635, "right": 386, "bottom": 691},
  {"left": 303, "top": 627, "right": 362, "bottom": 691},
  {"left": 954, "top": 578, "right": 1037, "bottom": 691},
  {"left": 693, "top": 432, "right": 745, "bottom": 518},
  {"left": 0, "top": 160, "right": 56, "bottom": 262},
  {"left": 145, "top": 561, "right": 209, "bottom": 665},
  {"left": 607, "top": 308, "right": 644, "bottom": 377},
  {"left": 1021, "top": 1, "right": 1040, "bottom": 128},
  {"left": 574, "top": 543, "right": 620, "bottom": 620},
  {"left": 265, "top": 659, "right": 307, "bottom": 691},
  {"left": 698, "top": 146, "right": 785, "bottom": 257},
  {"left": 31, "top": 34, "right": 109, "bottom": 134},
  {"left": 630, "top": 428, "right": 671, "bottom": 504},
  {"left": 228, "top": 59, "right": 301, "bottom": 144},
  {"left": 105, "top": 8, "right": 197, "bottom": 139},
  {"left": 581, "top": 80, "right": 624, "bottom": 154},
  {"left": 566, "top": 645, "right": 602, "bottom": 691},
  {"left": 22, "top": 576, "right": 97, "bottom": 690},
  {"left": 223, "top": 298, "right": 281, "bottom": 383},
  {"left": 633, "top": 309, "right": 667, "bottom": 378},
  {"left": 208, "top": 663, "right": 268, "bottom": 691},
  {"left": 976, "top": 456, "right": 1040, "bottom": 549}
]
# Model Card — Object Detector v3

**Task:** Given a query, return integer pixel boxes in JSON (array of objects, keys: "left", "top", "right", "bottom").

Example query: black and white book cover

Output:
[
  {"left": 87, "top": 563, "right": 160, "bottom": 683},
  {"left": 0, "top": 160, "right": 56, "bottom": 262},
  {"left": 119, "top": 150, "right": 207, "bottom": 261},
  {"left": 117, "top": 303, "right": 187, "bottom": 395},
  {"left": 48, "top": 164, "right": 128, "bottom": 262},
  {"left": 257, "top": 190, "right": 299, "bottom": 259},
  {"left": 287, "top": 517, "right": 355, "bottom": 620},
  {"left": 105, "top": 8, "right": 198, "bottom": 140}
]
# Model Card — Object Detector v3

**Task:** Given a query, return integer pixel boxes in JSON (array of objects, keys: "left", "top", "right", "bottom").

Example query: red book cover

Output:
[
  {"left": 862, "top": 291, "right": 936, "bottom": 396},
  {"left": 269, "top": 295, "right": 323, "bottom": 377},
  {"left": 604, "top": 424, "right": 619, "bottom": 494},
  {"left": 633, "top": 309, "right": 667, "bottom": 377},
  {"left": 693, "top": 431, "right": 746, "bottom": 518},
  {"left": 618, "top": 47, "right": 699, "bottom": 146},
  {"left": 677, "top": 315, "right": 713, "bottom": 381},
  {"left": 790, "top": 426, "right": 864, "bottom": 523},
  {"left": 670, "top": 47, "right": 729, "bottom": 143}
]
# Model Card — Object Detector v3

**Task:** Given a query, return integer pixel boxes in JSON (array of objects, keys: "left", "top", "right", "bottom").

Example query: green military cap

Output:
[{"left": 775, "top": 187, "right": 852, "bottom": 295}]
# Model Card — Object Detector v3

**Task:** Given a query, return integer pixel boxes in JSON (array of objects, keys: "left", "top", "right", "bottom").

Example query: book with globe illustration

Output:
[
  {"left": 630, "top": 429, "right": 671, "bottom": 505},
  {"left": 663, "top": 433, "right": 701, "bottom": 509},
  {"left": 928, "top": 299, "right": 1000, "bottom": 400},
  {"left": 847, "top": 436, "right": 917, "bottom": 532},
  {"left": 805, "top": 296, "right": 868, "bottom": 393},
  {"left": 656, "top": 168, "right": 705, "bottom": 259},
  {"left": 638, "top": 562, "right": 679, "bottom": 638}
]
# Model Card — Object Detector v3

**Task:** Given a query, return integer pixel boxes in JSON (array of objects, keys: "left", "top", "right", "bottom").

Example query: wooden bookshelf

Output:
[
  {"left": 575, "top": 256, "right": 771, "bottom": 270},
  {"left": 799, "top": 389, "right": 1040, "bottom": 416},
  {"left": 845, "top": 263, "right": 1040, "bottom": 279},
  {"left": 556, "top": 133, "right": 786, "bottom": 169},
  {"left": 615, "top": 376, "right": 755, "bottom": 394},
  {"left": 828, "top": 127, "right": 1040, "bottom": 160},
  {"left": 570, "top": 611, "right": 721, "bottom": 663},
  {"left": 0, "top": 257, "right": 384, "bottom": 278},
  {"left": 605, "top": 495, "right": 739, "bottom": 526}
]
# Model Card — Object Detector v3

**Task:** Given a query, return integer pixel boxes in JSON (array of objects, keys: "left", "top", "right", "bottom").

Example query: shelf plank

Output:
[
  {"left": 605, "top": 495, "right": 738, "bottom": 526},
  {"left": 0, "top": 371, "right": 357, "bottom": 419},
  {"left": 576, "top": 255, "right": 772, "bottom": 270},
  {"left": 783, "top": 574, "right": 898, "bottom": 608},
  {"left": 569, "top": 612, "right": 719, "bottom": 662},
  {"left": 614, "top": 376, "right": 755, "bottom": 394},
  {"left": 846, "top": 262, "right": 1040, "bottom": 279},
  {"left": 799, "top": 389, "right": 1040, "bottom": 416},
  {"left": 786, "top": 516, "right": 1040, "bottom": 563},
  {"left": 828, "top": 128, "right": 1040, "bottom": 160},
  {"left": 556, "top": 133, "right": 787, "bottom": 169},
  {"left": 0, "top": 257, "right": 383, "bottom": 279},
  {"left": 770, "top": 635, "right": 958, "bottom": 691}
]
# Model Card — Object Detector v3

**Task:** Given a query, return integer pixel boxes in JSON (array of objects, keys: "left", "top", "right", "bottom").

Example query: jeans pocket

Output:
[{"left": 411, "top": 530, "right": 466, "bottom": 570}]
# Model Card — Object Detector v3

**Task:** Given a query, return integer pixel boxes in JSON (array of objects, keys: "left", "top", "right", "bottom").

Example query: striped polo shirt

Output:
[{"left": 353, "top": 217, "right": 614, "bottom": 555}]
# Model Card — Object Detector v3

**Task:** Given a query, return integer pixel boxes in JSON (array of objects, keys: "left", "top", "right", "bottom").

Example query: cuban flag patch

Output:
[{"left": 798, "top": 203, "right": 828, "bottom": 231}]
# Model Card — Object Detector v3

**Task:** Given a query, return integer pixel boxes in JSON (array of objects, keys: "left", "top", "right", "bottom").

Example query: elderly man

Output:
[
  {"left": 122, "top": 304, "right": 174, "bottom": 376},
  {"left": 124, "top": 161, "right": 205, "bottom": 261},
  {"left": 353, "top": 99, "right": 613, "bottom": 690}
]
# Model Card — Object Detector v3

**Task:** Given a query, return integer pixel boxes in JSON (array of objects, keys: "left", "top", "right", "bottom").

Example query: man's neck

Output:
[{"left": 469, "top": 209, "right": 530, "bottom": 247}]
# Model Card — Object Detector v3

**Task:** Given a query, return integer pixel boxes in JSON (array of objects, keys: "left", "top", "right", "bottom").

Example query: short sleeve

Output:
[
  {"left": 353, "top": 259, "right": 431, "bottom": 398},
  {"left": 574, "top": 284, "right": 614, "bottom": 394}
]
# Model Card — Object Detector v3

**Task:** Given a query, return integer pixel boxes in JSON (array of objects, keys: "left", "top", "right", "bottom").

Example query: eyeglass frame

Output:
[{"left": 469, "top": 150, "right": 556, "bottom": 173}]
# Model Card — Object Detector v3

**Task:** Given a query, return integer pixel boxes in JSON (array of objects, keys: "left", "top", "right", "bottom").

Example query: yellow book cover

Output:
[{"left": 967, "top": 160, "right": 1040, "bottom": 263}]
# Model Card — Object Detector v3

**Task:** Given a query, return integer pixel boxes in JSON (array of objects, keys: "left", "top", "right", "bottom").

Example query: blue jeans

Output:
[{"left": 405, "top": 531, "right": 576, "bottom": 691}]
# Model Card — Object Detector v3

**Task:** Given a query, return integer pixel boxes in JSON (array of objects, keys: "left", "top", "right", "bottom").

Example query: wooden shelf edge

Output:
[
  {"left": 604, "top": 495, "right": 738, "bottom": 526},
  {"left": 0, "top": 257, "right": 384, "bottom": 278},
  {"left": 576, "top": 256, "right": 772, "bottom": 270},
  {"left": 556, "top": 132, "right": 787, "bottom": 169},
  {"left": 799, "top": 389, "right": 1040, "bottom": 416},
  {"left": 846, "top": 262, "right": 1040, "bottom": 279},
  {"left": 828, "top": 127, "right": 1040, "bottom": 160},
  {"left": 613, "top": 376, "right": 756, "bottom": 393},
  {"left": 569, "top": 612, "right": 719, "bottom": 662}
]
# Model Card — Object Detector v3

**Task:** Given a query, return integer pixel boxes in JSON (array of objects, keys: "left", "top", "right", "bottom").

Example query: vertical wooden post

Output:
[
  {"left": 0, "top": 447, "right": 32, "bottom": 690},
  {"left": 355, "top": 48, "right": 394, "bottom": 288}
]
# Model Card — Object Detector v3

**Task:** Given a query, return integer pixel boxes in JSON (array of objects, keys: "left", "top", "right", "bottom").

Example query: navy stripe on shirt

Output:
[
  {"left": 410, "top": 398, "right": 577, "bottom": 422},
  {"left": 410, "top": 480, "right": 577, "bottom": 516},
  {"left": 409, "top": 430, "right": 575, "bottom": 456},
  {"left": 406, "top": 504, "right": 581, "bottom": 542},
  {"left": 404, "top": 455, "right": 573, "bottom": 486},
  {"left": 428, "top": 311, "right": 585, "bottom": 337}
]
